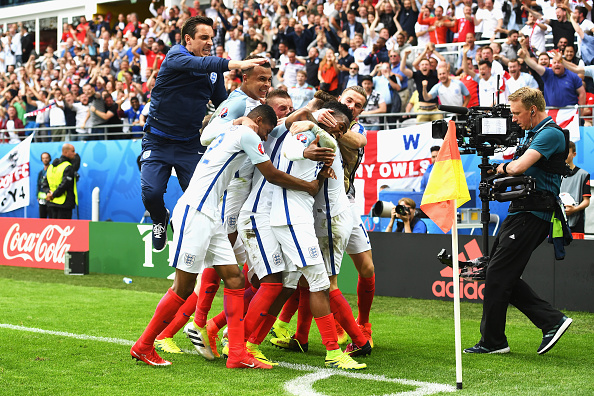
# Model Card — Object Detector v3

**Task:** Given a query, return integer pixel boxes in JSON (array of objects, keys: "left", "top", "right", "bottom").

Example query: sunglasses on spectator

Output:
[{"left": 350, "top": 67, "right": 359, "bottom": 70}]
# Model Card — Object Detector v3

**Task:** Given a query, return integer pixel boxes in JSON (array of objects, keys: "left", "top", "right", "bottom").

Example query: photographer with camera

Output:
[
  {"left": 464, "top": 87, "right": 572, "bottom": 355},
  {"left": 385, "top": 198, "right": 427, "bottom": 233}
]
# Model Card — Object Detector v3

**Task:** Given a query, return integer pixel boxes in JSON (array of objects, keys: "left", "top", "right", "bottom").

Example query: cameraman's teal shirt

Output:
[{"left": 513, "top": 116, "right": 565, "bottom": 222}]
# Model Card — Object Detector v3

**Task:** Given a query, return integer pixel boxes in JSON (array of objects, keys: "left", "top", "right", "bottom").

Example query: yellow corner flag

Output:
[{"left": 420, "top": 120, "right": 470, "bottom": 233}]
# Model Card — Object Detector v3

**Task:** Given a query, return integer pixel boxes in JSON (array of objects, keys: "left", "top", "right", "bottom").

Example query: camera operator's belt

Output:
[
  {"left": 509, "top": 191, "right": 557, "bottom": 213},
  {"left": 419, "top": 104, "right": 438, "bottom": 111}
]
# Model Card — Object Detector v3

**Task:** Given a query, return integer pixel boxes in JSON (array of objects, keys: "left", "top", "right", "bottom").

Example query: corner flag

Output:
[{"left": 420, "top": 120, "right": 470, "bottom": 233}]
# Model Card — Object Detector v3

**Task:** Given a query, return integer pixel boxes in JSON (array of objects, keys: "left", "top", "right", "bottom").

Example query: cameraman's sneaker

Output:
[
  {"left": 271, "top": 336, "right": 308, "bottom": 352},
  {"left": 345, "top": 340, "right": 372, "bottom": 357},
  {"left": 154, "top": 338, "right": 183, "bottom": 354},
  {"left": 537, "top": 316, "right": 572, "bottom": 355},
  {"left": 464, "top": 342, "right": 510, "bottom": 354},
  {"left": 183, "top": 321, "right": 214, "bottom": 360},
  {"left": 152, "top": 209, "right": 169, "bottom": 252}
]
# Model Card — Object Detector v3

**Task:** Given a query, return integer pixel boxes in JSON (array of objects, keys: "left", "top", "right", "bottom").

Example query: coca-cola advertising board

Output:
[{"left": 0, "top": 218, "right": 89, "bottom": 270}]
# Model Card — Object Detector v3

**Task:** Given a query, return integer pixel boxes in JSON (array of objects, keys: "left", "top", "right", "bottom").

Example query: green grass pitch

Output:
[{"left": 1, "top": 266, "right": 593, "bottom": 395}]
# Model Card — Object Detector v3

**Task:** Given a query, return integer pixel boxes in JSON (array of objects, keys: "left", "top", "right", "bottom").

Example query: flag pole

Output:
[{"left": 451, "top": 200, "right": 463, "bottom": 389}]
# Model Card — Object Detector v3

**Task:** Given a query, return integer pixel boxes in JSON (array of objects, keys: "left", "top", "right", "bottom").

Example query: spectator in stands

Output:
[
  {"left": 505, "top": 59, "right": 539, "bottom": 94},
  {"left": 572, "top": 6, "right": 594, "bottom": 58},
  {"left": 342, "top": 63, "right": 364, "bottom": 91},
  {"left": 475, "top": 0, "right": 504, "bottom": 40},
  {"left": 359, "top": 75, "right": 387, "bottom": 126},
  {"left": 285, "top": 23, "right": 311, "bottom": 57},
  {"left": 463, "top": 48, "right": 505, "bottom": 106},
  {"left": 398, "top": 0, "right": 419, "bottom": 44},
  {"left": 525, "top": 4, "right": 574, "bottom": 50},
  {"left": 343, "top": 9, "right": 365, "bottom": 40},
  {"left": 0, "top": 106, "right": 24, "bottom": 144},
  {"left": 422, "top": 65, "right": 470, "bottom": 107},
  {"left": 118, "top": 95, "right": 144, "bottom": 138},
  {"left": 498, "top": 29, "right": 520, "bottom": 65},
  {"left": 318, "top": 50, "right": 340, "bottom": 96},
  {"left": 519, "top": 49, "right": 586, "bottom": 108},
  {"left": 371, "top": 62, "right": 399, "bottom": 117},
  {"left": 479, "top": 46, "right": 505, "bottom": 77},
  {"left": 401, "top": 44, "right": 443, "bottom": 122},
  {"left": 279, "top": 49, "right": 305, "bottom": 89},
  {"left": 564, "top": 45, "right": 583, "bottom": 67},
  {"left": 337, "top": 43, "right": 354, "bottom": 89},
  {"left": 415, "top": 7, "right": 431, "bottom": 48},
  {"left": 353, "top": 33, "right": 372, "bottom": 75},
  {"left": 459, "top": 56, "right": 480, "bottom": 108},
  {"left": 389, "top": 49, "right": 409, "bottom": 110},
  {"left": 385, "top": 198, "right": 427, "bottom": 233},
  {"left": 520, "top": 13, "right": 549, "bottom": 55},
  {"left": 453, "top": 5, "right": 477, "bottom": 43},
  {"left": 420, "top": 146, "right": 440, "bottom": 191},
  {"left": 417, "top": 6, "right": 456, "bottom": 45},
  {"left": 364, "top": 37, "right": 390, "bottom": 71},
  {"left": 305, "top": 47, "right": 321, "bottom": 88},
  {"left": 289, "top": 70, "right": 315, "bottom": 110},
  {"left": 455, "top": 32, "right": 477, "bottom": 74}
]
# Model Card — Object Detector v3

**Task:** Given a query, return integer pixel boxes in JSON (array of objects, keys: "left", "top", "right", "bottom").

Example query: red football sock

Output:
[
  {"left": 330, "top": 289, "right": 368, "bottom": 347},
  {"left": 137, "top": 288, "right": 185, "bottom": 349},
  {"left": 279, "top": 285, "right": 300, "bottom": 323},
  {"left": 294, "top": 287, "right": 312, "bottom": 345},
  {"left": 314, "top": 313, "right": 339, "bottom": 351},
  {"left": 244, "top": 285, "right": 258, "bottom": 315},
  {"left": 212, "top": 310, "right": 227, "bottom": 330},
  {"left": 243, "top": 283, "right": 283, "bottom": 341},
  {"left": 224, "top": 288, "right": 246, "bottom": 360},
  {"left": 357, "top": 274, "right": 375, "bottom": 324},
  {"left": 194, "top": 267, "right": 220, "bottom": 328},
  {"left": 157, "top": 291, "right": 198, "bottom": 340},
  {"left": 248, "top": 314, "right": 277, "bottom": 345}
]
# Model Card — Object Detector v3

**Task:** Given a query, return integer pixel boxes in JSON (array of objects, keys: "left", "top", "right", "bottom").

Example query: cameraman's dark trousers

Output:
[{"left": 479, "top": 212, "right": 565, "bottom": 348}]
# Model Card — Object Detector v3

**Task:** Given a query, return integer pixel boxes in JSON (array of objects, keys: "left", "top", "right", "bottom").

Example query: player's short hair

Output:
[
  {"left": 307, "top": 90, "right": 336, "bottom": 111},
  {"left": 242, "top": 55, "right": 271, "bottom": 76},
  {"left": 321, "top": 101, "right": 354, "bottom": 124},
  {"left": 342, "top": 85, "right": 368, "bottom": 108},
  {"left": 399, "top": 197, "right": 416, "bottom": 209},
  {"left": 248, "top": 104, "right": 278, "bottom": 126},
  {"left": 508, "top": 87, "right": 546, "bottom": 112},
  {"left": 181, "top": 16, "right": 213, "bottom": 45},
  {"left": 430, "top": 145, "right": 441, "bottom": 153},
  {"left": 266, "top": 88, "right": 291, "bottom": 102},
  {"left": 568, "top": 141, "right": 576, "bottom": 152}
]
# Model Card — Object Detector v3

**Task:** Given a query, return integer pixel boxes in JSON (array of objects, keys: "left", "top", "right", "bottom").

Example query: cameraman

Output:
[
  {"left": 385, "top": 198, "right": 427, "bottom": 233},
  {"left": 464, "top": 87, "right": 572, "bottom": 355}
]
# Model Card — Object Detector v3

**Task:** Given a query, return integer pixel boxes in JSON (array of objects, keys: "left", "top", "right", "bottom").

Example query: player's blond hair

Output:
[{"left": 508, "top": 87, "right": 546, "bottom": 112}]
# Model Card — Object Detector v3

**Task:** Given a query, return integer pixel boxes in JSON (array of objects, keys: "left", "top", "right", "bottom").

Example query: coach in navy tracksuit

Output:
[{"left": 141, "top": 16, "right": 269, "bottom": 251}]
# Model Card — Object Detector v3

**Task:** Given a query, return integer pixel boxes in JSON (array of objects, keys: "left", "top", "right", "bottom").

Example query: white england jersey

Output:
[
  {"left": 241, "top": 126, "right": 289, "bottom": 215},
  {"left": 270, "top": 130, "right": 322, "bottom": 226},
  {"left": 179, "top": 124, "right": 269, "bottom": 221},
  {"left": 314, "top": 148, "right": 349, "bottom": 219}
]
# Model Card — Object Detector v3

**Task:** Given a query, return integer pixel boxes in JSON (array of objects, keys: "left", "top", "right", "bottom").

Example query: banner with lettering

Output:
[
  {"left": 353, "top": 123, "right": 442, "bottom": 214},
  {"left": 0, "top": 135, "right": 33, "bottom": 213},
  {"left": 0, "top": 218, "right": 90, "bottom": 270}
]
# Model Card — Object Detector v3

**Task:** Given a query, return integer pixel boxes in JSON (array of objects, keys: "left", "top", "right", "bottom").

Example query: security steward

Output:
[
  {"left": 43, "top": 143, "right": 77, "bottom": 219},
  {"left": 464, "top": 87, "right": 573, "bottom": 355}
]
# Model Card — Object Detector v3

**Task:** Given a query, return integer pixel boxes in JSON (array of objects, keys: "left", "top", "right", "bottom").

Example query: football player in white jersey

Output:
[
  {"left": 267, "top": 104, "right": 367, "bottom": 370},
  {"left": 130, "top": 105, "right": 326, "bottom": 369},
  {"left": 272, "top": 102, "right": 373, "bottom": 358},
  {"left": 155, "top": 57, "right": 273, "bottom": 356}
]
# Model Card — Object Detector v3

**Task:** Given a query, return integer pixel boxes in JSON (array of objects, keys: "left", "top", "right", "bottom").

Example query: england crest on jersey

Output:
[{"left": 210, "top": 72, "right": 218, "bottom": 84}]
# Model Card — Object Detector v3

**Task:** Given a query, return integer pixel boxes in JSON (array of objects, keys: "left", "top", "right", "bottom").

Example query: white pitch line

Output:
[{"left": 1, "top": 323, "right": 456, "bottom": 396}]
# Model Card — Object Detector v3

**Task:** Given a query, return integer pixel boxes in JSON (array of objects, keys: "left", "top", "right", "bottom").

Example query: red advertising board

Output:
[{"left": 0, "top": 218, "right": 90, "bottom": 270}]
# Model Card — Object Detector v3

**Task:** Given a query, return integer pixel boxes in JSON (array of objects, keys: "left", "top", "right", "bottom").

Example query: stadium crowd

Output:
[{"left": 0, "top": 0, "right": 594, "bottom": 143}]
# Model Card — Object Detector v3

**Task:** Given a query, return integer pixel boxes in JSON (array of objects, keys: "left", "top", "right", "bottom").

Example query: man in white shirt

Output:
[
  {"left": 70, "top": 93, "right": 91, "bottom": 140},
  {"left": 288, "top": 70, "right": 315, "bottom": 110},
  {"left": 278, "top": 49, "right": 305, "bottom": 88},
  {"left": 505, "top": 59, "right": 538, "bottom": 95},
  {"left": 475, "top": 0, "right": 503, "bottom": 39},
  {"left": 359, "top": 75, "right": 386, "bottom": 126},
  {"left": 520, "top": 13, "right": 549, "bottom": 55},
  {"left": 573, "top": 6, "right": 594, "bottom": 56},
  {"left": 49, "top": 89, "right": 66, "bottom": 141},
  {"left": 352, "top": 33, "right": 371, "bottom": 76},
  {"left": 463, "top": 48, "right": 504, "bottom": 106},
  {"left": 423, "top": 66, "right": 470, "bottom": 107}
]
